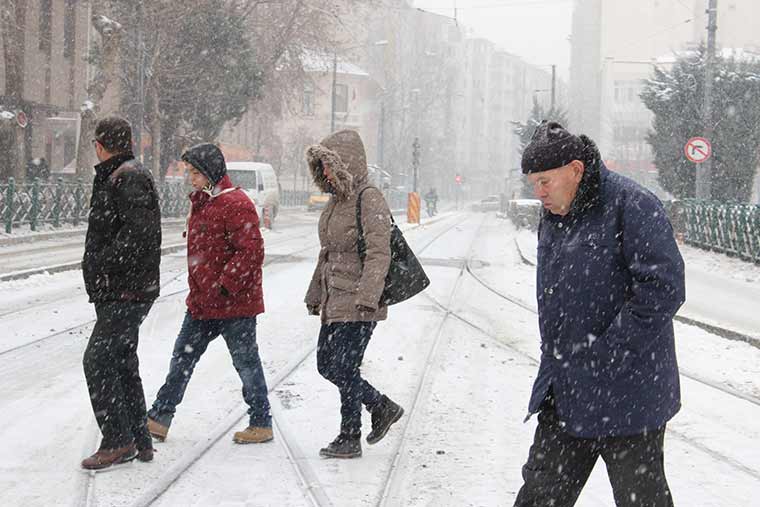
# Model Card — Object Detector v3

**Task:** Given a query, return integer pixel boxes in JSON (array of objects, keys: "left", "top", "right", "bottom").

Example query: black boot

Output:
[
  {"left": 367, "top": 395, "right": 404, "bottom": 445},
  {"left": 319, "top": 433, "right": 362, "bottom": 459}
]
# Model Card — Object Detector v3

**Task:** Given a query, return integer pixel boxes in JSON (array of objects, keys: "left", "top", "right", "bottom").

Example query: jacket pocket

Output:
[{"left": 328, "top": 274, "right": 358, "bottom": 293}]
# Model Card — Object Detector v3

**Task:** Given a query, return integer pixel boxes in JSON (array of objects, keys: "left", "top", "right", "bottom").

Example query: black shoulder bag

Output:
[{"left": 356, "top": 187, "right": 430, "bottom": 306}]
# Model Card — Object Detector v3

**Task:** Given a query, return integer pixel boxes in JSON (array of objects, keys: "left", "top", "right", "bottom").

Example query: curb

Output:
[
  {"left": 512, "top": 232, "right": 760, "bottom": 350},
  {"left": 0, "top": 242, "right": 187, "bottom": 283}
]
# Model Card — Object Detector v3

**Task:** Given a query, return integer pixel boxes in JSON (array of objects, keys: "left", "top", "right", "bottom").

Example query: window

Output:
[
  {"left": 302, "top": 85, "right": 315, "bottom": 116},
  {"left": 334, "top": 84, "right": 348, "bottom": 114},
  {"left": 39, "top": 0, "right": 52, "bottom": 54},
  {"left": 227, "top": 170, "right": 258, "bottom": 191},
  {"left": 63, "top": 0, "right": 77, "bottom": 59}
]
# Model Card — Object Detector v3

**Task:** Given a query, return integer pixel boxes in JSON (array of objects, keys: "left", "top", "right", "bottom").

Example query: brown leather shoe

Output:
[
  {"left": 233, "top": 426, "right": 273, "bottom": 444},
  {"left": 81, "top": 444, "right": 137, "bottom": 470},
  {"left": 136, "top": 447, "right": 154, "bottom": 462},
  {"left": 147, "top": 417, "right": 168, "bottom": 442}
]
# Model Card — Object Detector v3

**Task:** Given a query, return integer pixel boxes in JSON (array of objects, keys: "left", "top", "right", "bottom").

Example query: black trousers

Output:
[
  {"left": 316, "top": 322, "right": 382, "bottom": 436},
  {"left": 83, "top": 301, "right": 153, "bottom": 449},
  {"left": 514, "top": 401, "right": 674, "bottom": 507}
]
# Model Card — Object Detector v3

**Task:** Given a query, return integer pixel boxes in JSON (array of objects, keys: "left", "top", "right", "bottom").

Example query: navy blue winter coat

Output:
[{"left": 528, "top": 136, "right": 686, "bottom": 438}]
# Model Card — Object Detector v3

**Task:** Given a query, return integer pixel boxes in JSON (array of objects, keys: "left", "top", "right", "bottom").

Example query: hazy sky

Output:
[{"left": 413, "top": 0, "right": 573, "bottom": 76}]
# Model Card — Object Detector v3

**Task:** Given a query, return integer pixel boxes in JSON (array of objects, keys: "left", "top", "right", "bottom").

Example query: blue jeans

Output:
[
  {"left": 149, "top": 312, "right": 271, "bottom": 428},
  {"left": 317, "top": 322, "right": 382, "bottom": 436}
]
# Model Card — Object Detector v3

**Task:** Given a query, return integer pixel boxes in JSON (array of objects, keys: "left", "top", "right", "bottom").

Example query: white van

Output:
[{"left": 226, "top": 161, "right": 281, "bottom": 224}]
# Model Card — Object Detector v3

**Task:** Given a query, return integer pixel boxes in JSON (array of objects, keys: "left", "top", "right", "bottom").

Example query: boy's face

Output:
[{"left": 187, "top": 164, "right": 210, "bottom": 191}]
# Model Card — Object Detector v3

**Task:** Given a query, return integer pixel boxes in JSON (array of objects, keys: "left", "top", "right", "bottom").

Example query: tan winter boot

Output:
[
  {"left": 147, "top": 417, "right": 169, "bottom": 442},
  {"left": 233, "top": 426, "right": 273, "bottom": 444}
]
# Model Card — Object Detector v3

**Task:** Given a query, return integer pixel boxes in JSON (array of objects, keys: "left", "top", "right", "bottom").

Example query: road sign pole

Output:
[{"left": 698, "top": 0, "right": 718, "bottom": 200}]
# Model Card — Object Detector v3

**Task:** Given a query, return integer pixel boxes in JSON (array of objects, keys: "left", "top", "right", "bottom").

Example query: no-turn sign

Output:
[{"left": 684, "top": 137, "right": 712, "bottom": 164}]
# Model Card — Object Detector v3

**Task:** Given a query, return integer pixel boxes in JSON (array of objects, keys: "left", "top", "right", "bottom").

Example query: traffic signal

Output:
[{"left": 455, "top": 174, "right": 462, "bottom": 185}]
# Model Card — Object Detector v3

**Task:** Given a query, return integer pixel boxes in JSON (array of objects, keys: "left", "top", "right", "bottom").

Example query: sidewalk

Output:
[{"left": 513, "top": 227, "right": 760, "bottom": 345}]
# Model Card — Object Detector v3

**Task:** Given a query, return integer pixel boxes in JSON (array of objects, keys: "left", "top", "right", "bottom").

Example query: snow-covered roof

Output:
[{"left": 300, "top": 51, "right": 369, "bottom": 77}]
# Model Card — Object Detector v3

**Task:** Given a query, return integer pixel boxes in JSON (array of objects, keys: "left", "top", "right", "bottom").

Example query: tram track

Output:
[{"left": 81, "top": 213, "right": 472, "bottom": 507}]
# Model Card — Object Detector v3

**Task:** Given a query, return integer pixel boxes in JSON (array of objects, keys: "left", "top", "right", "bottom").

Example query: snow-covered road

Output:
[{"left": 0, "top": 211, "right": 757, "bottom": 506}]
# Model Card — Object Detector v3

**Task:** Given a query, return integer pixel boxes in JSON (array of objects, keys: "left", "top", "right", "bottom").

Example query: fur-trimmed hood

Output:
[{"left": 306, "top": 130, "right": 368, "bottom": 201}]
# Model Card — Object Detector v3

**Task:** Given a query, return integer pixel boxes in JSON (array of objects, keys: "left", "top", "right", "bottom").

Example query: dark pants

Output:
[
  {"left": 514, "top": 399, "right": 674, "bottom": 507},
  {"left": 148, "top": 312, "right": 271, "bottom": 428},
  {"left": 83, "top": 301, "right": 154, "bottom": 450},
  {"left": 317, "top": 321, "right": 382, "bottom": 436}
]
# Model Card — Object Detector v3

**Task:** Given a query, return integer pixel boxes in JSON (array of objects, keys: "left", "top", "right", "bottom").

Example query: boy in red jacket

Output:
[{"left": 147, "top": 143, "right": 272, "bottom": 444}]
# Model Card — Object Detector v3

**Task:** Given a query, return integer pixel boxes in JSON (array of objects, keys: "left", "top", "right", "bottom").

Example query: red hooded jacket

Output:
[{"left": 185, "top": 174, "right": 265, "bottom": 319}]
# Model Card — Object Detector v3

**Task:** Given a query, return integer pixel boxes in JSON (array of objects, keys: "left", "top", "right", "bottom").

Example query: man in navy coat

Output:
[{"left": 514, "top": 122, "right": 685, "bottom": 507}]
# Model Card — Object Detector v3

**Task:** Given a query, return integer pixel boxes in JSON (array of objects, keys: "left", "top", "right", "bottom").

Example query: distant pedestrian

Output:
[
  {"left": 513, "top": 121, "right": 686, "bottom": 506},
  {"left": 424, "top": 187, "right": 438, "bottom": 216},
  {"left": 304, "top": 129, "right": 404, "bottom": 459},
  {"left": 147, "top": 143, "right": 273, "bottom": 445},
  {"left": 81, "top": 116, "right": 162, "bottom": 470}
]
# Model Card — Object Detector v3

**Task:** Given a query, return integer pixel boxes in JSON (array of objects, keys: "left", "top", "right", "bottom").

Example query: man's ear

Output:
[{"left": 571, "top": 160, "right": 585, "bottom": 181}]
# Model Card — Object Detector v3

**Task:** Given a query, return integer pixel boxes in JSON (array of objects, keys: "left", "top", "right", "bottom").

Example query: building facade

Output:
[{"left": 0, "top": 0, "right": 90, "bottom": 180}]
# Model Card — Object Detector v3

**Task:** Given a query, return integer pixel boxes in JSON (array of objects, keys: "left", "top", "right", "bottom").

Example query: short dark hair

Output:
[{"left": 94, "top": 116, "right": 133, "bottom": 154}]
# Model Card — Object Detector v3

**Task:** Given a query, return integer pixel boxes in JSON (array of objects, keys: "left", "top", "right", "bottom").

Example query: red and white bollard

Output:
[{"left": 262, "top": 205, "right": 272, "bottom": 230}]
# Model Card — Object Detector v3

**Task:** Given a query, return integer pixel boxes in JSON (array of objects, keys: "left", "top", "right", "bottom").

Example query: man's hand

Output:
[{"left": 307, "top": 304, "right": 321, "bottom": 316}]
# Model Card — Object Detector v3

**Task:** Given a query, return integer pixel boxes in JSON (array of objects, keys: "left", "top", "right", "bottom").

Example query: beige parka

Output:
[{"left": 303, "top": 130, "right": 392, "bottom": 323}]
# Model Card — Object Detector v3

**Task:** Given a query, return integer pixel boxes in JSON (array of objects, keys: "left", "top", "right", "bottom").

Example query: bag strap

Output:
[{"left": 355, "top": 186, "right": 395, "bottom": 263}]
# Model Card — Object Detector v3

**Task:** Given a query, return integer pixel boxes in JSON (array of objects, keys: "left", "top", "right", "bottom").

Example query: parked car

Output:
[
  {"left": 307, "top": 191, "right": 330, "bottom": 212},
  {"left": 226, "top": 161, "right": 280, "bottom": 223},
  {"left": 474, "top": 195, "right": 501, "bottom": 212}
]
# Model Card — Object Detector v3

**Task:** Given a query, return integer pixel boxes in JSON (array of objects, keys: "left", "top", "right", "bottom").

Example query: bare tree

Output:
[{"left": 74, "top": 5, "right": 124, "bottom": 178}]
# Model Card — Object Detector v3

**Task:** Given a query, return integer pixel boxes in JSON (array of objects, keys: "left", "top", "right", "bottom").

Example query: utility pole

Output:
[
  {"left": 698, "top": 0, "right": 718, "bottom": 200},
  {"left": 551, "top": 64, "right": 556, "bottom": 111},
  {"left": 330, "top": 50, "right": 338, "bottom": 133},
  {"left": 412, "top": 137, "right": 420, "bottom": 193}
]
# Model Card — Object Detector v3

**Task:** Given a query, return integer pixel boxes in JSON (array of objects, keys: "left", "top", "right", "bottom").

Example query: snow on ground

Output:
[{"left": 0, "top": 211, "right": 757, "bottom": 506}]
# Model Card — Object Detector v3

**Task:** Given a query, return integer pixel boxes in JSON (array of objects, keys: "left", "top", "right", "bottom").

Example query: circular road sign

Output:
[
  {"left": 685, "top": 137, "right": 711, "bottom": 164},
  {"left": 16, "top": 110, "right": 28, "bottom": 128}
]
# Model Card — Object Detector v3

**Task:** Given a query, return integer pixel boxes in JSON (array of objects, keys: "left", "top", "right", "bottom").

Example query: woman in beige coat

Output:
[{"left": 304, "top": 130, "right": 404, "bottom": 459}]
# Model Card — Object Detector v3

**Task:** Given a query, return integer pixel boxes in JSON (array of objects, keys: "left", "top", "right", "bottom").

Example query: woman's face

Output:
[{"left": 322, "top": 162, "right": 334, "bottom": 183}]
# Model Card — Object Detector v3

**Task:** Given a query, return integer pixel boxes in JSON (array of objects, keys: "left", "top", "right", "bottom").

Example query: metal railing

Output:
[
  {"left": 673, "top": 200, "right": 760, "bottom": 263},
  {"left": 1, "top": 177, "right": 190, "bottom": 234},
  {"left": 280, "top": 190, "right": 310, "bottom": 207}
]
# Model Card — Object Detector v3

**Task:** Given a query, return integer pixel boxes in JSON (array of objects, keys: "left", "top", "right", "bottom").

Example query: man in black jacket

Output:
[{"left": 81, "top": 116, "right": 162, "bottom": 470}]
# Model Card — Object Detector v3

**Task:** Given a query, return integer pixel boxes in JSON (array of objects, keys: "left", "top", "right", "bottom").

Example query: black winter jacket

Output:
[{"left": 82, "top": 154, "right": 162, "bottom": 302}]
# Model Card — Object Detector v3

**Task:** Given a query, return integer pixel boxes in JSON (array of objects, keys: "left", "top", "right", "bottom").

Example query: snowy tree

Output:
[
  {"left": 513, "top": 96, "right": 568, "bottom": 156},
  {"left": 641, "top": 47, "right": 760, "bottom": 202},
  {"left": 511, "top": 98, "right": 567, "bottom": 198}
]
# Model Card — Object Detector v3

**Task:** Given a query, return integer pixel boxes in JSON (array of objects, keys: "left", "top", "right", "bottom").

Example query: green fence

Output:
[
  {"left": 0, "top": 177, "right": 190, "bottom": 234},
  {"left": 671, "top": 200, "right": 760, "bottom": 263}
]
